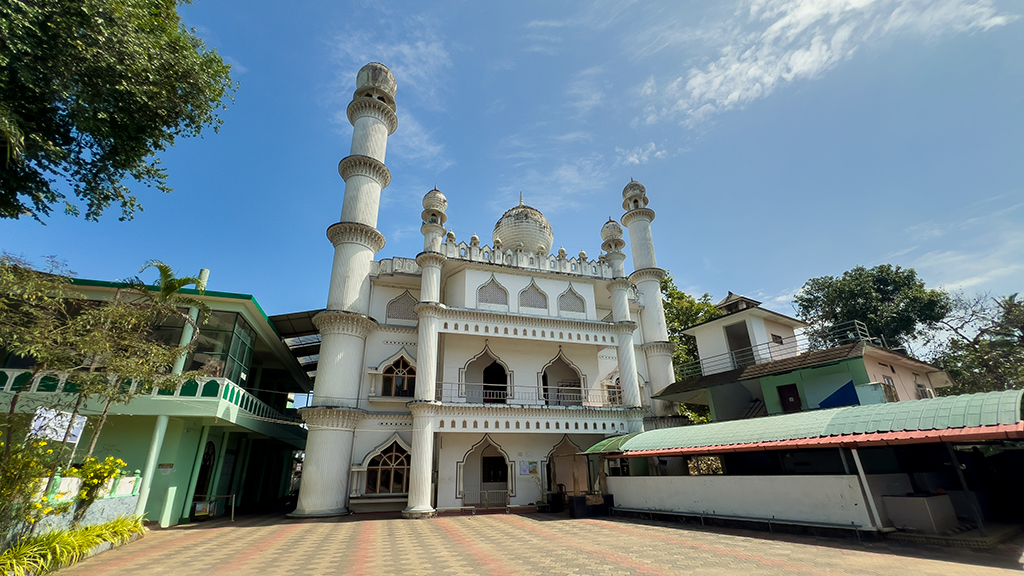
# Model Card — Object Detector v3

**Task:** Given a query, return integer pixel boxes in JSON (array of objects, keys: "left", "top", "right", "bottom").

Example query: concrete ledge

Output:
[{"left": 287, "top": 507, "right": 350, "bottom": 518}]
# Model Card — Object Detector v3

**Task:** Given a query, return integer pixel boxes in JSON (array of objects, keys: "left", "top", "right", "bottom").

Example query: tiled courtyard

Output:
[{"left": 59, "top": 513, "right": 1023, "bottom": 575}]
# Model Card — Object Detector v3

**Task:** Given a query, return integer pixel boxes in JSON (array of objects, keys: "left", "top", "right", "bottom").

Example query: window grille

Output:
[
  {"left": 558, "top": 287, "right": 585, "bottom": 314},
  {"left": 477, "top": 277, "right": 509, "bottom": 306},
  {"left": 365, "top": 442, "right": 410, "bottom": 494},
  {"left": 386, "top": 291, "right": 418, "bottom": 322},
  {"left": 382, "top": 357, "right": 415, "bottom": 397},
  {"left": 519, "top": 282, "right": 548, "bottom": 309}
]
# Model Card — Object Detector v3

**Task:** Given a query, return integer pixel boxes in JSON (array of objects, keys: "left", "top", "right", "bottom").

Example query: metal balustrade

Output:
[
  {"left": 434, "top": 381, "right": 623, "bottom": 408},
  {"left": 0, "top": 368, "right": 298, "bottom": 424},
  {"left": 461, "top": 490, "right": 510, "bottom": 509},
  {"left": 677, "top": 320, "right": 876, "bottom": 381}
]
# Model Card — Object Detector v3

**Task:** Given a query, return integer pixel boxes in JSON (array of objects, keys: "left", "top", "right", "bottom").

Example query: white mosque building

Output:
[{"left": 288, "top": 62, "right": 677, "bottom": 518}]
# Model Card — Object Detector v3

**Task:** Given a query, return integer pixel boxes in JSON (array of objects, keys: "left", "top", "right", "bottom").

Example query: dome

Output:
[
  {"left": 622, "top": 179, "right": 646, "bottom": 200},
  {"left": 492, "top": 197, "right": 553, "bottom": 255},
  {"left": 601, "top": 218, "right": 623, "bottom": 241},
  {"left": 422, "top": 187, "right": 447, "bottom": 213},
  {"left": 356, "top": 62, "right": 397, "bottom": 99}
]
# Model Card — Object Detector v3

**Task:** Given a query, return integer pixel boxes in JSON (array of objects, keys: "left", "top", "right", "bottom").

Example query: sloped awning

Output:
[
  {"left": 582, "top": 433, "right": 640, "bottom": 455},
  {"left": 599, "top": 390, "right": 1024, "bottom": 458}
]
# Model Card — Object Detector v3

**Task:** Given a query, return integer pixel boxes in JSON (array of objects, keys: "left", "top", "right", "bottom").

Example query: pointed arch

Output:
[
  {"left": 354, "top": 432, "right": 412, "bottom": 470},
  {"left": 477, "top": 275, "right": 509, "bottom": 307},
  {"left": 518, "top": 280, "right": 548, "bottom": 310},
  {"left": 386, "top": 290, "right": 418, "bottom": 324},
  {"left": 539, "top": 348, "right": 585, "bottom": 406},
  {"left": 462, "top": 342, "right": 512, "bottom": 404},
  {"left": 546, "top": 436, "right": 588, "bottom": 494},
  {"left": 557, "top": 284, "right": 586, "bottom": 316},
  {"left": 355, "top": 433, "right": 412, "bottom": 495},
  {"left": 455, "top": 434, "right": 515, "bottom": 499}
]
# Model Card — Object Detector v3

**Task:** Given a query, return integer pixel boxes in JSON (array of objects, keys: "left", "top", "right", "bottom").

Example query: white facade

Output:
[{"left": 292, "top": 63, "right": 676, "bottom": 518}]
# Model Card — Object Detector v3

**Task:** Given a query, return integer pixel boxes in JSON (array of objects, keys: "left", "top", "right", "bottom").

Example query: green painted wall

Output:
[{"left": 760, "top": 358, "right": 867, "bottom": 415}]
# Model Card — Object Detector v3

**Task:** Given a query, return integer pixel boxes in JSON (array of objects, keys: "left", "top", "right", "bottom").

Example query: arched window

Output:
[
  {"left": 382, "top": 357, "right": 415, "bottom": 397},
  {"left": 519, "top": 281, "right": 548, "bottom": 310},
  {"left": 558, "top": 286, "right": 586, "bottom": 314},
  {"left": 477, "top": 277, "right": 509, "bottom": 306},
  {"left": 365, "top": 442, "right": 410, "bottom": 494},
  {"left": 386, "top": 291, "right": 418, "bottom": 323}
]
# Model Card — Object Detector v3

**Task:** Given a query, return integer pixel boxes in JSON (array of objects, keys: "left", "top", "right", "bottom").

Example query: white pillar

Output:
[
  {"left": 404, "top": 409, "right": 435, "bottom": 517},
  {"left": 294, "top": 63, "right": 398, "bottom": 518},
  {"left": 291, "top": 409, "right": 358, "bottom": 517},
  {"left": 601, "top": 220, "right": 644, "bottom": 431},
  {"left": 135, "top": 414, "right": 169, "bottom": 518}
]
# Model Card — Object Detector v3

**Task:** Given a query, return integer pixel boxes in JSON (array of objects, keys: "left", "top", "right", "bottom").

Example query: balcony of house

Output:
[
  {"left": 434, "top": 381, "right": 623, "bottom": 408},
  {"left": 0, "top": 368, "right": 306, "bottom": 447},
  {"left": 678, "top": 320, "right": 875, "bottom": 380}
]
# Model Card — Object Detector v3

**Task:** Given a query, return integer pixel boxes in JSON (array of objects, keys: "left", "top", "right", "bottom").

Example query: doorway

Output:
[
  {"left": 461, "top": 439, "right": 510, "bottom": 508},
  {"left": 464, "top": 347, "right": 509, "bottom": 404},
  {"left": 725, "top": 322, "right": 755, "bottom": 368},
  {"left": 777, "top": 384, "right": 803, "bottom": 413}
]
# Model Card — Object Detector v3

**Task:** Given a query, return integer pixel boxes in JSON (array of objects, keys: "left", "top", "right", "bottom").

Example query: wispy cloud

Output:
[
  {"left": 331, "top": 15, "right": 452, "bottom": 110},
  {"left": 495, "top": 154, "right": 610, "bottom": 215},
  {"left": 615, "top": 142, "right": 667, "bottom": 165},
  {"left": 639, "top": 0, "right": 1016, "bottom": 126},
  {"left": 566, "top": 67, "right": 607, "bottom": 115},
  {"left": 387, "top": 113, "right": 453, "bottom": 170},
  {"left": 223, "top": 56, "right": 249, "bottom": 74}
]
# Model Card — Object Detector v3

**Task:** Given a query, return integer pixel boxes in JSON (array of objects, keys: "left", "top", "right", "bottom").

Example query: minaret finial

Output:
[{"left": 519, "top": 192, "right": 524, "bottom": 206}]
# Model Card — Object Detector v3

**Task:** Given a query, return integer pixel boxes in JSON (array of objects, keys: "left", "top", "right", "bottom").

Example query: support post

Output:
[
  {"left": 208, "top": 431, "right": 231, "bottom": 515},
  {"left": 180, "top": 425, "right": 211, "bottom": 522},
  {"left": 135, "top": 414, "right": 169, "bottom": 518},
  {"left": 850, "top": 447, "right": 883, "bottom": 529},
  {"left": 946, "top": 443, "right": 987, "bottom": 537}
]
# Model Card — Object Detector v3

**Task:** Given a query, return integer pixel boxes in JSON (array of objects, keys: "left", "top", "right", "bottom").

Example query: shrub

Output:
[{"left": 0, "top": 515, "right": 144, "bottom": 575}]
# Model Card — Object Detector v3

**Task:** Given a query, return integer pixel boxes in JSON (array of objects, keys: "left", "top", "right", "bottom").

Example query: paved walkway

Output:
[{"left": 59, "top": 513, "right": 1023, "bottom": 575}]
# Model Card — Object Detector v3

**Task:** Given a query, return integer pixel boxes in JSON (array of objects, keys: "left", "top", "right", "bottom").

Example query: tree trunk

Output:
[
  {"left": 44, "top": 393, "right": 84, "bottom": 495},
  {"left": 84, "top": 398, "right": 113, "bottom": 458},
  {"left": 3, "top": 390, "right": 18, "bottom": 462}
]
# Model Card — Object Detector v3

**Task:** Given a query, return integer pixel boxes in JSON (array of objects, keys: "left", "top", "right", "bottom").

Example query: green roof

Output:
[
  {"left": 582, "top": 433, "right": 640, "bottom": 454},
  {"left": 615, "top": 390, "right": 1024, "bottom": 454}
]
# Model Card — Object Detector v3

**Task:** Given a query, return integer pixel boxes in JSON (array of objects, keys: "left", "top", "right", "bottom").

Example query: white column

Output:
[
  {"left": 601, "top": 225, "right": 644, "bottom": 427},
  {"left": 291, "top": 409, "right": 359, "bottom": 517},
  {"left": 404, "top": 409, "right": 435, "bottom": 517}
]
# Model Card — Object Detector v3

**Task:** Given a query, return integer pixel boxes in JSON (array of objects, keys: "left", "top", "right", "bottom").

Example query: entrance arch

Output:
[
  {"left": 463, "top": 344, "right": 510, "bottom": 404},
  {"left": 457, "top": 435, "right": 513, "bottom": 508},
  {"left": 541, "top": 351, "right": 583, "bottom": 406},
  {"left": 547, "top": 436, "right": 587, "bottom": 495}
]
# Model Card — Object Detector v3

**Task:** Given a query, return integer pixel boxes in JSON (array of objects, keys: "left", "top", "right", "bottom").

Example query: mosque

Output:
[{"left": 287, "top": 62, "right": 676, "bottom": 517}]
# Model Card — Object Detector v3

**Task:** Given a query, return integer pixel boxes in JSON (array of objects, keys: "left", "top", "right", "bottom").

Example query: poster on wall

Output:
[
  {"left": 519, "top": 460, "right": 539, "bottom": 475},
  {"left": 29, "top": 407, "right": 87, "bottom": 444}
]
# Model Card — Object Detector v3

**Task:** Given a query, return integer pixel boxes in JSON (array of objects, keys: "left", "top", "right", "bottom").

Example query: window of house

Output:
[
  {"left": 771, "top": 334, "right": 784, "bottom": 345},
  {"left": 482, "top": 456, "right": 508, "bottom": 483},
  {"left": 881, "top": 375, "right": 899, "bottom": 402},
  {"left": 519, "top": 282, "right": 548, "bottom": 309},
  {"left": 386, "top": 291, "right": 418, "bottom": 323},
  {"left": 558, "top": 287, "right": 585, "bottom": 314},
  {"left": 365, "top": 442, "right": 410, "bottom": 494},
  {"left": 186, "top": 311, "right": 255, "bottom": 384},
  {"left": 381, "top": 357, "right": 415, "bottom": 397},
  {"left": 477, "top": 277, "right": 509, "bottom": 306}
]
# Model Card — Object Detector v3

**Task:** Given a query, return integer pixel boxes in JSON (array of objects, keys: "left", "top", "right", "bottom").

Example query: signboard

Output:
[
  {"left": 29, "top": 407, "right": 87, "bottom": 444},
  {"left": 519, "top": 460, "right": 539, "bottom": 475}
]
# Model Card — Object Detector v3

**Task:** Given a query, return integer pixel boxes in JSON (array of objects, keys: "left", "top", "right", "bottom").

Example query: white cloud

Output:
[
  {"left": 615, "top": 142, "right": 667, "bottom": 165},
  {"left": 496, "top": 154, "right": 610, "bottom": 214},
  {"left": 566, "top": 67, "right": 607, "bottom": 115},
  {"left": 387, "top": 113, "right": 452, "bottom": 171},
  {"left": 640, "top": 0, "right": 1017, "bottom": 125}
]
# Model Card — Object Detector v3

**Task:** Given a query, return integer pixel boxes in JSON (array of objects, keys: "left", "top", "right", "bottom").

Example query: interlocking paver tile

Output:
[{"left": 56, "top": 512, "right": 1023, "bottom": 576}]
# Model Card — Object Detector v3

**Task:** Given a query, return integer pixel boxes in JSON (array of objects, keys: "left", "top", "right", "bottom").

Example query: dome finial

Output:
[{"left": 519, "top": 192, "right": 524, "bottom": 206}]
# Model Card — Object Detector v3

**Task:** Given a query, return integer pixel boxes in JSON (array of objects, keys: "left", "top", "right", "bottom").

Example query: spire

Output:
[{"left": 519, "top": 192, "right": 524, "bottom": 206}]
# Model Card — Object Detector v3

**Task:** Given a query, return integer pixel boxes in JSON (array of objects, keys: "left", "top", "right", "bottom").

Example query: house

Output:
[
  {"left": 288, "top": 63, "right": 678, "bottom": 518},
  {"left": 653, "top": 293, "right": 954, "bottom": 422},
  {"left": 0, "top": 279, "right": 310, "bottom": 527}
]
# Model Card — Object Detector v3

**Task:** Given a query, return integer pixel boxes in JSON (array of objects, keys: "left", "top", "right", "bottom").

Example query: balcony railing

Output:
[
  {"left": 0, "top": 368, "right": 299, "bottom": 425},
  {"left": 678, "top": 320, "right": 875, "bottom": 381},
  {"left": 434, "top": 381, "right": 623, "bottom": 408}
]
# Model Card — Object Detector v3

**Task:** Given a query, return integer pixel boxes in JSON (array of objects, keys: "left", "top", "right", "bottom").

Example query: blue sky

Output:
[{"left": 2, "top": 0, "right": 1022, "bottom": 317}]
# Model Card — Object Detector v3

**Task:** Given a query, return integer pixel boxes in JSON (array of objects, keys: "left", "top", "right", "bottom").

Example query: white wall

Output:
[
  {"left": 450, "top": 268, "right": 599, "bottom": 321},
  {"left": 864, "top": 351, "right": 934, "bottom": 400},
  {"left": 607, "top": 475, "right": 874, "bottom": 528},
  {"left": 440, "top": 333, "right": 600, "bottom": 392}
]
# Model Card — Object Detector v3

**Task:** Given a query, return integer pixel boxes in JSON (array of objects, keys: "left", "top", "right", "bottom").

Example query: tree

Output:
[
  {"left": 0, "top": 0, "right": 235, "bottom": 221},
  {"left": 661, "top": 275, "right": 721, "bottom": 424},
  {"left": 930, "top": 292, "right": 1024, "bottom": 394},
  {"left": 794, "top": 264, "right": 950, "bottom": 350}
]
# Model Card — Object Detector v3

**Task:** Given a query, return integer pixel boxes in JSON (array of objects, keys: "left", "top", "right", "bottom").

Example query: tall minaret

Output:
[
  {"left": 601, "top": 219, "right": 645, "bottom": 433},
  {"left": 620, "top": 181, "right": 677, "bottom": 418},
  {"left": 292, "top": 63, "right": 398, "bottom": 517},
  {"left": 405, "top": 188, "right": 448, "bottom": 518}
]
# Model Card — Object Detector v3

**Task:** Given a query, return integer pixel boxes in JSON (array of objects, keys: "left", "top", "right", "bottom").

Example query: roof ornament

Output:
[{"left": 519, "top": 192, "right": 524, "bottom": 206}]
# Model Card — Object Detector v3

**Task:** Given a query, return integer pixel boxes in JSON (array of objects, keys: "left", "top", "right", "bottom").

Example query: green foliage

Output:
[
  {"left": 0, "top": 0, "right": 235, "bottom": 221},
  {"left": 794, "top": 264, "right": 950, "bottom": 350},
  {"left": 0, "top": 515, "right": 144, "bottom": 574},
  {"left": 931, "top": 292, "right": 1024, "bottom": 395},
  {"left": 660, "top": 275, "right": 721, "bottom": 379},
  {"left": 660, "top": 275, "right": 720, "bottom": 424}
]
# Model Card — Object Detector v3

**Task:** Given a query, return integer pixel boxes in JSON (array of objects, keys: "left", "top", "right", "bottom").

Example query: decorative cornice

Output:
[
  {"left": 621, "top": 207, "right": 656, "bottom": 228},
  {"left": 413, "top": 302, "right": 445, "bottom": 319},
  {"left": 346, "top": 97, "right": 399, "bottom": 135},
  {"left": 300, "top": 407, "right": 362, "bottom": 430},
  {"left": 313, "top": 310, "right": 379, "bottom": 338},
  {"left": 610, "top": 321, "right": 638, "bottom": 334},
  {"left": 607, "top": 278, "right": 633, "bottom": 293},
  {"left": 338, "top": 154, "right": 392, "bottom": 189},
  {"left": 629, "top": 267, "right": 667, "bottom": 285},
  {"left": 327, "top": 221, "right": 386, "bottom": 253},
  {"left": 417, "top": 403, "right": 644, "bottom": 420},
  {"left": 415, "top": 251, "right": 447, "bottom": 270},
  {"left": 638, "top": 341, "right": 677, "bottom": 356},
  {"left": 439, "top": 306, "right": 617, "bottom": 334}
]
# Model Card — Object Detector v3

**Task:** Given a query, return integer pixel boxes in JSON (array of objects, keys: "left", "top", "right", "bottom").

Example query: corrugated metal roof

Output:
[
  {"left": 582, "top": 433, "right": 639, "bottom": 454},
  {"left": 616, "top": 390, "right": 1024, "bottom": 454}
]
